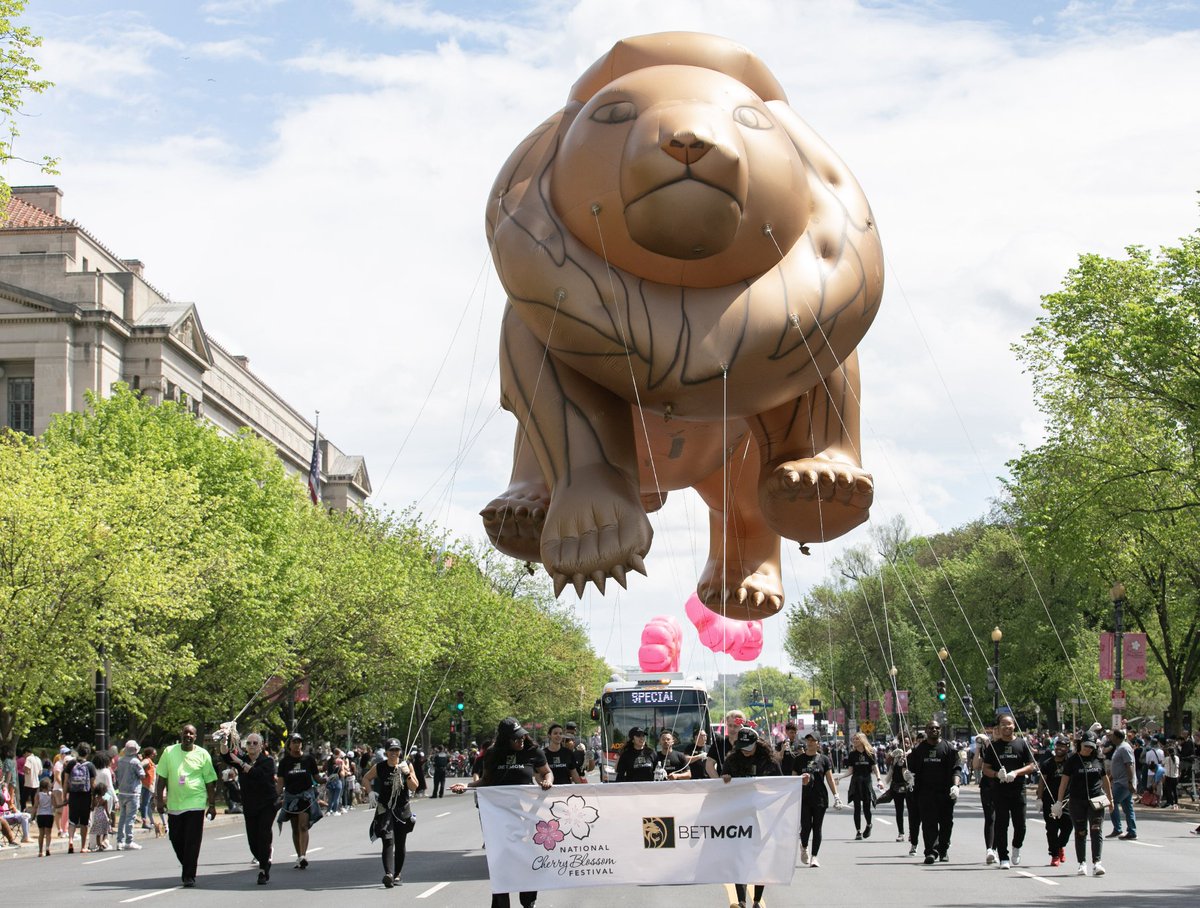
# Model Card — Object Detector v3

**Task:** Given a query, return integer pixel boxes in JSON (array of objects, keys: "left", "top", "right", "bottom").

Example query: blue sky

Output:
[{"left": 8, "top": 0, "right": 1200, "bottom": 679}]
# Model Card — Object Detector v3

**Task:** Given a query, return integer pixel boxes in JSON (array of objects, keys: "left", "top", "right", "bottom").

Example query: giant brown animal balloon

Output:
[{"left": 480, "top": 32, "right": 883, "bottom": 620}]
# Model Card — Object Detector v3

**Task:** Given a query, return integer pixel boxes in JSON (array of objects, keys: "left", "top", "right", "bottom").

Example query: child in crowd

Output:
[
  {"left": 35, "top": 777, "right": 55, "bottom": 856},
  {"left": 90, "top": 781, "right": 113, "bottom": 851}
]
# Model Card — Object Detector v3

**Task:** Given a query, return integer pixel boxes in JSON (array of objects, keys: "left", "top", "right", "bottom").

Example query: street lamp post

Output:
[
  {"left": 1110, "top": 583, "right": 1126, "bottom": 727},
  {"left": 991, "top": 626, "right": 1003, "bottom": 717},
  {"left": 889, "top": 665, "right": 899, "bottom": 736}
]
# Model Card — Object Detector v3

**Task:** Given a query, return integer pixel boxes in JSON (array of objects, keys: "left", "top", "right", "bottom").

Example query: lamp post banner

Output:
[
  {"left": 1099, "top": 632, "right": 1115, "bottom": 681},
  {"left": 1122, "top": 634, "right": 1148, "bottom": 681},
  {"left": 476, "top": 778, "right": 801, "bottom": 892}
]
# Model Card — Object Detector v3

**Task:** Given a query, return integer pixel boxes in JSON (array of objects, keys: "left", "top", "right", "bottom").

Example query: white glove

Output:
[
  {"left": 833, "top": 796, "right": 843, "bottom": 810},
  {"left": 903, "top": 770, "right": 914, "bottom": 787},
  {"left": 949, "top": 785, "right": 959, "bottom": 802},
  {"left": 1050, "top": 800, "right": 1064, "bottom": 819},
  {"left": 398, "top": 760, "right": 410, "bottom": 775},
  {"left": 997, "top": 768, "right": 1009, "bottom": 783}
]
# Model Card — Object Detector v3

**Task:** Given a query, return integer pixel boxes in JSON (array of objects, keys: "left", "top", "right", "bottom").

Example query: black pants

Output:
[
  {"left": 980, "top": 783, "right": 995, "bottom": 850},
  {"left": 432, "top": 773, "right": 446, "bottom": 798},
  {"left": 907, "top": 792, "right": 920, "bottom": 845},
  {"left": 243, "top": 806, "right": 274, "bottom": 869},
  {"left": 382, "top": 827, "right": 410, "bottom": 878},
  {"left": 1041, "top": 798, "right": 1072, "bottom": 856},
  {"left": 918, "top": 795, "right": 953, "bottom": 857},
  {"left": 491, "top": 893, "right": 536, "bottom": 908},
  {"left": 994, "top": 790, "right": 1026, "bottom": 860},
  {"left": 167, "top": 810, "right": 205, "bottom": 881},
  {"left": 892, "top": 791, "right": 909, "bottom": 835},
  {"left": 1069, "top": 799, "right": 1103, "bottom": 863},
  {"left": 800, "top": 801, "right": 826, "bottom": 855},
  {"left": 735, "top": 884, "right": 764, "bottom": 907},
  {"left": 853, "top": 796, "right": 873, "bottom": 832},
  {"left": 19, "top": 783, "right": 33, "bottom": 812}
]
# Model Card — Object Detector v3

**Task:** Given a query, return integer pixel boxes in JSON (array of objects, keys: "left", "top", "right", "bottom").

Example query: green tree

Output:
[
  {"left": 1010, "top": 224, "right": 1200, "bottom": 734},
  {"left": 0, "top": 0, "right": 57, "bottom": 209}
]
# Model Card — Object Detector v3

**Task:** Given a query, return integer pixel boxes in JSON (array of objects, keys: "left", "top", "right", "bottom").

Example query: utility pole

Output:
[{"left": 1111, "top": 583, "right": 1126, "bottom": 727}]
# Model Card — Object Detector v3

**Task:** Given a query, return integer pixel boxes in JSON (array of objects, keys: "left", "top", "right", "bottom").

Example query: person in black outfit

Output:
[
  {"left": 275, "top": 734, "right": 322, "bottom": 870},
  {"left": 1036, "top": 735, "right": 1073, "bottom": 867},
  {"left": 705, "top": 710, "right": 746, "bottom": 777},
  {"left": 452, "top": 717, "right": 552, "bottom": 908},
  {"left": 774, "top": 721, "right": 803, "bottom": 775},
  {"left": 544, "top": 725, "right": 587, "bottom": 785},
  {"left": 655, "top": 731, "right": 690, "bottom": 780},
  {"left": 791, "top": 733, "right": 841, "bottom": 867},
  {"left": 907, "top": 719, "right": 962, "bottom": 864},
  {"left": 430, "top": 746, "right": 449, "bottom": 798},
  {"left": 844, "top": 732, "right": 880, "bottom": 839},
  {"left": 222, "top": 733, "right": 277, "bottom": 885},
  {"left": 722, "top": 728, "right": 780, "bottom": 908},
  {"left": 1055, "top": 731, "right": 1113, "bottom": 876},
  {"left": 362, "top": 738, "right": 419, "bottom": 887},
  {"left": 615, "top": 727, "right": 657, "bottom": 782},
  {"left": 980, "top": 714, "right": 1036, "bottom": 868}
]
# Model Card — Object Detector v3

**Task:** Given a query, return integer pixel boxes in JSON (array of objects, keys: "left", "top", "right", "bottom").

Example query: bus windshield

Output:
[{"left": 600, "top": 686, "right": 712, "bottom": 774}]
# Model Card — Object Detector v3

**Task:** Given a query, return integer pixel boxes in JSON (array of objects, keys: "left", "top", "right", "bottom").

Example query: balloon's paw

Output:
[
  {"left": 759, "top": 457, "right": 872, "bottom": 542},
  {"left": 696, "top": 563, "right": 783, "bottom": 622},
  {"left": 541, "top": 465, "right": 652, "bottom": 598},
  {"left": 481, "top": 483, "right": 549, "bottom": 563}
]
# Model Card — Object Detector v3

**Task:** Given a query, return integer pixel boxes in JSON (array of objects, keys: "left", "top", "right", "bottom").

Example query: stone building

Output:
[{"left": 0, "top": 185, "right": 369, "bottom": 510}]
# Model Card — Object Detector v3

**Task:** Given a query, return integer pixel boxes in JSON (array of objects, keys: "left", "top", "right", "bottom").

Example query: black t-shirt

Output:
[
  {"left": 907, "top": 740, "right": 960, "bottom": 798},
  {"left": 792, "top": 752, "right": 833, "bottom": 807},
  {"left": 277, "top": 753, "right": 320, "bottom": 795},
  {"left": 983, "top": 737, "right": 1035, "bottom": 788},
  {"left": 1063, "top": 752, "right": 1106, "bottom": 803},
  {"left": 848, "top": 749, "right": 875, "bottom": 777},
  {"left": 1038, "top": 755, "right": 1068, "bottom": 805},
  {"left": 724, "top": 745, "right": 781, "bottom": 780},
  {"left": 706, "top": 737, "right": 736, "bottom": 776},
  {"left": 776, "top": 737, "right": 803, "bottom": 776},
  {"left": 655, "top": 749, "right": 688, "bottom": 777},
  {"left": 616, "top": 744, "right": 657, "bottom": 782},
  {"left": 486, "top": 743, "right": 548, "bottom": 786},
  {"left": 223, "top": 751, "right": 276, "bottom": 811},
  {"left": 432, "top": 752, "right": 449, "bottom": 774},
  {"left": 544, "top": 745, "right": 579, "bottom": 785}
]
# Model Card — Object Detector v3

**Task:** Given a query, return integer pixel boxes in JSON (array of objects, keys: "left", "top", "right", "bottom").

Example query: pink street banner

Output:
[
  {"left": 830, "top": 707, "right": 845, "bottom": 725},
  {"left": 1099, "top": 632, "right": 1114, "bottom": 680},
  {"left": 897, "top": 690, "right": 910, "bottom": 715},
  {"left": 476, "top": 779, "right": 801, "bottom": 891},
  {"left": 1123, "top": 634, "right": 1148, "bottom": 681},
  {"left": 883, "top": 691, "right": 892, "bottom": 714},
  {"left": 868, "top": 700, "right": 881, "bottom": 722}
]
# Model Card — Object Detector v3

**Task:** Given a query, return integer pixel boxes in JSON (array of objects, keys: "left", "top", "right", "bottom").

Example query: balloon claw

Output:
[{"left": 590, "top": 571, "right": 606, "bottom": 595}]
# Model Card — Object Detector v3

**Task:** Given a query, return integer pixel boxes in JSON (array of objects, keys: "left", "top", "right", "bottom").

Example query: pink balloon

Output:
[
  {"left": 684, "top": 593, "right": 763, "bottom": 662},
  {"left": 638, "top": 615, "right": 682, "bottom": 672}
]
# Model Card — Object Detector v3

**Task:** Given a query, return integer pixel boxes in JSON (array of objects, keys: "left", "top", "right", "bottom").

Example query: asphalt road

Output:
[{"left": 2, "top": 786, "right": 1197, "bottom": 906}]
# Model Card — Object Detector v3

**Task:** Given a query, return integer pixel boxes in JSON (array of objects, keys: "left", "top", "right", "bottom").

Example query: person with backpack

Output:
[{"left": 64, "top": 743, "right": 97, "bottom": 854}]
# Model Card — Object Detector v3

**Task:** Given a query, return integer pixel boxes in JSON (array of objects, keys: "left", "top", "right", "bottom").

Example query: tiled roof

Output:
[{"left": 2, "top": 195, "right": 70, "bottom": 228}]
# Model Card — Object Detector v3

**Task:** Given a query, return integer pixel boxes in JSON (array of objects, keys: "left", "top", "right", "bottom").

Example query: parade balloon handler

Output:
[
  {"left": 451, "top": 717, "right": 552, "bottom": 908},
  {"left": 362, "top": 738, "right": 419, "bottom": 888},
  {"left": 842, "top": 732, "right": 882, "bottom": 840},
  {"left": 615, "top": 728, "right": 657, "bottom": 782},
  {"left": 722, "top": 727, "right": 780, "bottom": 908},
  {"left": 1055, "top": 731, "right": 1113, "bottom": 877},
  {"left": 792, "top": 733, "right": 841, "bottom": 868},
  {"left": 275, "top": 733, "right": 323, "bottom": 870},
  {"left": 222, "top": 732, "right": 277, "bottom": 885}
]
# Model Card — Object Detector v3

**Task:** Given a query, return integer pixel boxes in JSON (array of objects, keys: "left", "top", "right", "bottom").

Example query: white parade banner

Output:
[{"left": 476, "top": 778, "right": 801, "bottom": 892}]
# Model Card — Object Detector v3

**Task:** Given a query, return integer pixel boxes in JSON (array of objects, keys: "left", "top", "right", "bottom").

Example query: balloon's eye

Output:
[
  {"left": 591, "top": 101, "right": 637, "bottom": 124},
  {"left": 734, "top": 106, "right": 771, "bottom": 130}
]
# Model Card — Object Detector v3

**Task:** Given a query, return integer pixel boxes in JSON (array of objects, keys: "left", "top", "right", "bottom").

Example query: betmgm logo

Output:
[{"left": 643, "top": 816, "right": 675, "bottom": 848}]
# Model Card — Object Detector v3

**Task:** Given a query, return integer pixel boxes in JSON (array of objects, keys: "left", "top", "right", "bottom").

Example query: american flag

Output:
[{"left": 307, "top": 430, "right": 321, "bottom": 505}]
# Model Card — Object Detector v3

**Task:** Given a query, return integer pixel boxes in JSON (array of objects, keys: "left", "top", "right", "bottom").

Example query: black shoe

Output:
[
  {"left": 299, "top": 857, "right": 309, "bottom": 869},
  {"left": 855, "top": 832, "right": 863, "bottom": 840},
  {"left": 383, "top": 875, "right": 395, "bottom": 888},
  {"left": 1105, "top": 830, "right": 1122, "bottom": 838},
  {"left": 1119, "top": 833, "right": 1137, "bottom": 840},
  {"left": 257, "top": 871, "right": 268, "bottom": 885},
  {"left": 182, "top": 878, "right": 196, "bottom": 888},
  {"left": 923, "top": 855, "right": 936, "bottom": 864},
  {"left": 864, "top": 823, "right": 872, "bottom": 839}
]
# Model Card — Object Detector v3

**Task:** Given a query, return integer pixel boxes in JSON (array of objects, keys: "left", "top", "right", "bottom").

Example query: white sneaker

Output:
[
  {"left": 809, "top": 856, "right": 820, "bottom": 868},
  {"left": 999, "top": 859, "right": 1011, "bottom": 869},
  {"left": 1077, "top": 863, "right": 1087, "bottom": 876},
  {"left": 125, "top": 841, "right": 142, "bottom": 850},
  {"left": 1012, "top": 847, "right": 1021, "bottom": 865},
  {"left": 800, "top": 846, "right": 809, "bottom": 864},
  {"left": 1092, "top": 861, "right": 1105, "bottom": 876},
  {"left": 986, "top": 848, "right": 997, "bottom": 864},
  {"left": 115, "top": 843, "right": 124, "bottom": 850},
  {"left": 896, "top": 834, "right": 905, "bottom": 842}
]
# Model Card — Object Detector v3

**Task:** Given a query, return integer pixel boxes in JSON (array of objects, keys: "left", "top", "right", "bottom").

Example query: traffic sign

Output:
[
  {"left": 1111, "top": 689, "right": 1126, "bottom": 709},
  {"left": 860, "top": 721, "right": 875, "bottom": 734}
]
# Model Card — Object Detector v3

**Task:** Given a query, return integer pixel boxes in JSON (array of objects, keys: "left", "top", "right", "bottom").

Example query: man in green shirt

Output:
[{"left": 155, "top": 724, "right": 218, "bottom": 888}]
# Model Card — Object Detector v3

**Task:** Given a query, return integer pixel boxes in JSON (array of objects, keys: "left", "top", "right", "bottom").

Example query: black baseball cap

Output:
[
  {"left": 628, "top": 727, "right": 647, "bottom": 738},
  {"left": 736, "top": 727, "right": 759, "bottom": 749}
]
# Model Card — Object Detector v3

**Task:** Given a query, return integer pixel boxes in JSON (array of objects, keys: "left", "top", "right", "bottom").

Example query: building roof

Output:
[{"left": 1, "top": 195, "right": 70, "bottom": 229}]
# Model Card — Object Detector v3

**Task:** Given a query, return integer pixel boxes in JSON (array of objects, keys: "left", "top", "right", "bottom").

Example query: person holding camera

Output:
[{"left": 362, "top": 739, "right": 419, "bottom": 888}]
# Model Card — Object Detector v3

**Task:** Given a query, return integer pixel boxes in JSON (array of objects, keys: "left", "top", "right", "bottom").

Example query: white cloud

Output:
[
  {"left": 195, "top": 38, "right": 269, "bottom": 61},
  {"left": 200, "top": 0, "right": 286, "bottom": 26},
  {"left": 8, "top": 0, "right": 1199, "bottom": 672}
]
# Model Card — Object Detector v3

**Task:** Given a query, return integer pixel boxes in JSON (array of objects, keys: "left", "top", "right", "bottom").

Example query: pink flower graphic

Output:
[{"left": 532, "top": 819, "right": 565, "bottom": 851}]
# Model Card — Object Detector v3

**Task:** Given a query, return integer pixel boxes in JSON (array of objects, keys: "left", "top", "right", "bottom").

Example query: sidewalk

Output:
[{"left": 0, "top": 810, "right": 246, "bottom": 862}]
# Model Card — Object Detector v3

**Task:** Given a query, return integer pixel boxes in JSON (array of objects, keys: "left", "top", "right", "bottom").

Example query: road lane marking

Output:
[
  {"left": 418, "top": 882, "right": 451, "bottom": 898},
  {"left": 83, "top": 855, "right": 123, "bottom": 864},
  {"left": 120, "top": 887, "right": 181, "bottom": 903},
  {"left": 1015, "top": 871, "right": 1058, "bottom": 886},
  {"left": 1128, "top": 839, "right": 1163, "bottom": 848},
  {"left": 875, "top": 818, "right": 893, "bottom": 825},
  {"left": 464, "top": 849, "right": 486, "bottom": 857},
  {"left": 218, "top": 833, "right": 242, "bottom": 840},
  {"left": 436, "top": 812, "right": 451, "bottom": 818}
]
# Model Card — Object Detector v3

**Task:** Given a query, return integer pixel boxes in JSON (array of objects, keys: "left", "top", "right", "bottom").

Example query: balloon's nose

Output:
[{"left": 662, "top": 131, "right": 712, "bottom": 165}]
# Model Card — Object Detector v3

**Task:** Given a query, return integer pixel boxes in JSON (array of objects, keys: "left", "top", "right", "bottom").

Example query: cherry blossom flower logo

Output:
[
  {"left": 533, "top": 819, "right": 565, "bottom": 851},
  {"left": 549, "top": 794, "right": 599, "bottom": 840}
]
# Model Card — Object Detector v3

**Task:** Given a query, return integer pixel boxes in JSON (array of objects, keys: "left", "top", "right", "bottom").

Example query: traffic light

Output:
[
  {"left": 449, "top": 719, "right": 457, "bottom": 734},
  {"left": 936, "top": 679, "right": 947, "bottom": 702},
  {"left": 789, "top": 702, "right": 799, "bottom": 719},
  {"left": 455, "top": 690, "right": 465, "bottom": 711},
  {"left": 962, "top": 693, "right": 974, "bottom": 714}
]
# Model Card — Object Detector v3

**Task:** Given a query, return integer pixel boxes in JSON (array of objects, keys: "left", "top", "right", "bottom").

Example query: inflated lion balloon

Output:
[{"left": 481, "top": 32, "right": 883, "bottom": 620}]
